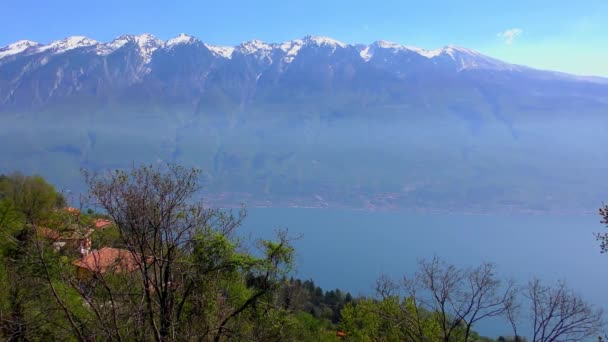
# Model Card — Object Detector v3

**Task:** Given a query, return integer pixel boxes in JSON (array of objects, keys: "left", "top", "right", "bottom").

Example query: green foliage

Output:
[
  {"left": 278, "top": 278, "right": 354, "bottom": 325},
  {"left": 0, "top": 173, "right": 63, "bottom": 222},
  {"left": 90, "top": 225, "right": 120, "bottom": 249},
  {"left": 339, "top": 300, "right": 387, "bottom": 341},
  {"left": 0, "top": 199, "right": 25, "bottom": 254},
  {"left": 0, "top": 199, "right": 23, "bottom": 230},
  {"left": 339, "top": 296, "right": 472, "bottom": 341},
  {"left": 0, "top": 169, "right": 501, "bottom": 341},
  {"left": 291, "top": 312, "right": 337, "bottom": 341}
]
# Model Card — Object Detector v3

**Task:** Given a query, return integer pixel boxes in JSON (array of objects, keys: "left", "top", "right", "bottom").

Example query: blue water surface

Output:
[{"left": 241, "top": 208, "right": 608, "bottom": 338}]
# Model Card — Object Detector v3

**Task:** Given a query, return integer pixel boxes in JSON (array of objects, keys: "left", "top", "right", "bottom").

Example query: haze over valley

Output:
[{"left": 1, "top": 33, "right": 607, "bottom": 214}]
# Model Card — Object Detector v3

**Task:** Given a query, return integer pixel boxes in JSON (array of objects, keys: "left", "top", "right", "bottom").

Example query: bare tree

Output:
[
  {"left": 403, "top": 257, "right": 516, "bottom": 342},
  {"left": 527, "top": 279, "right": 603, "bottom": 342},
  {"left": 372, "top": 257, "right": 517, "bottom": 341},
  {"left": 453, "top": 262, "right": 517, "bottom": 341},
  {"left": 85, "top": 164, "right": 211, "bottom": 341},
  {"left": 80, "top": 164, "right": 294, "bottom": 341},
  {"left": 410, "top": 256, "right": 465, "bottom": 342},
  {"left": 375, "top": 275, "right": 430, "bottom": 341},
  {"left": 504, "top": 289, "right": 523, "bottom": 341},
  {"left": 597, "top": 204, "right": 608, "bottom": 253}
]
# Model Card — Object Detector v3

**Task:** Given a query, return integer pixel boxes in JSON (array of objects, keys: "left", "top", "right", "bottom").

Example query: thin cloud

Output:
[{"left": 497, "top": 28, "right": 523, "bottom": 45}]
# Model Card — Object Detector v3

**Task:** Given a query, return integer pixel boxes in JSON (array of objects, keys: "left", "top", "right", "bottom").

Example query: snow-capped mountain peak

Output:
[
  {"left": 127, "top": 34, "right": 163, "bottom": 63},
  {"left": 438, "top": 45, "right": 481, "bottom": 58},
  {"left": 364, "top": 41, "right": 483, "bottom": 60},
  {"left": 372, "top": 40, "right": 427, "bottom": 54},
  {"left": 96, "top": 35, "right": 131, "bottom": 55},
  {"left": 423, "top": 45, "right": 518, "bottom": 71},
  {"left": 0, "top": 40, "right": 39, "bottom": 59},
  {"left": 166, "top": 33, "right": 198, "bottom": 47},
  {"left": 95, "top": 34, "right": 162, "bottom": 62},
  {"left": 0, "top": 33, "right": 527, "bottom": 73},
  {"left": 36, "top": 36, "right": 98, "bottom": 54},
  {"left": 303, "top": 36, "right": 347, "bottom": 48},
  {"left": 134, "top": 34, "right": 162, "bottom": 52},
  {"left": 359, "top": 41, "right": 429, "bottom": 61}
]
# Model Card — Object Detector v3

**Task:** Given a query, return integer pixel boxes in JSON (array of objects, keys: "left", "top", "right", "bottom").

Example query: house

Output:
[
  {"left": 93, "top": 218, "right": 113, "bottom": 229},
  {"left": 37, "top": 226, "right": 92, "bottom": 254},
  {"left": 73, "top": 247, "right": 140, "bottom": 279}
]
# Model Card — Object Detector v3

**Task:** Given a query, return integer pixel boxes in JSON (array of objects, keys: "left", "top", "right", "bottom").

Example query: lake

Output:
[{"left": 242, "top": 208, "right": 608, "bottom": 338}]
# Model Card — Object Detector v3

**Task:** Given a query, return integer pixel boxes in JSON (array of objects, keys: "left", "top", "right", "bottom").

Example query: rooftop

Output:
[{"left": 73, "top": 247, "right": 140, "bottom": 274}]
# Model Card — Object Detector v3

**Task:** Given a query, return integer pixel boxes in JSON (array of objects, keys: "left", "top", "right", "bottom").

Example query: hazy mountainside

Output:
[{"left": 1, "top": 33, "right": 607, "bottom": 213}]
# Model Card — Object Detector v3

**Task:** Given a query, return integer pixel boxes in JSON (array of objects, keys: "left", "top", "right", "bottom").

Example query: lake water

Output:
[{"left": 242, "top": 208, "right": 608, "bottom": 338}]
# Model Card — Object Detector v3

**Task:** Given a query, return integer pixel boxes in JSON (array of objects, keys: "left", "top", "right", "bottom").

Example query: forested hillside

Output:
[{"left": 0, "top": 166, "right": 604, "bottom": 341}]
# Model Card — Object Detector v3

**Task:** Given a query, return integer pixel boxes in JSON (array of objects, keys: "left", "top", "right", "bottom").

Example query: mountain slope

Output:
[{"left": 1, "top": 34, "right": 607, "bottom": 213}]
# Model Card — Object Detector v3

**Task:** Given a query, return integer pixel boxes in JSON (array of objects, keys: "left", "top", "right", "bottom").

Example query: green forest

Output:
[{"left": 0, "top": 165, "right": 605, "bottom": 341}]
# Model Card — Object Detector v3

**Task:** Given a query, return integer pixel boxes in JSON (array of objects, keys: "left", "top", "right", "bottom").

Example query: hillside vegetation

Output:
[{"left": 0, "top": 166, "right": 603, "bottom": 341}]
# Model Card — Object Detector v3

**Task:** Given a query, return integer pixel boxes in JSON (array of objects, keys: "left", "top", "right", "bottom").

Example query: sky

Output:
[{"left": 1, "top": 0, "right": 607, "bottom": 76}]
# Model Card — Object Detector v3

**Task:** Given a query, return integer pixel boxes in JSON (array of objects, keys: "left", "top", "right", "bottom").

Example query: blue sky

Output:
[{"left": 2, "top": 0, "right": 607, "bottom": 76}]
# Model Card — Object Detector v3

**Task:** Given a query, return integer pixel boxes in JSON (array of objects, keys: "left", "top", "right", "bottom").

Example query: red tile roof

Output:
[
  {"left": 73, "top": 247, "right": 140, "bottom": 274},
  {"left": 94, "top": 219, "right": 113, "bottom": 229}
]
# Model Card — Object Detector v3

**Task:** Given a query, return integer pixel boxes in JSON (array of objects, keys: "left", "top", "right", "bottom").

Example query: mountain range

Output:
[{"left": 1, "top": 33, "right": 607, "bottom": 213}]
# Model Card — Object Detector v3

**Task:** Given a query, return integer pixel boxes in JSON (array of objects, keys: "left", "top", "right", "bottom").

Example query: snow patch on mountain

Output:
[
  {"left": 237, "top": 40, "right": 272, "bottom": 55},
  {"left": 279, "top": 40, "right": 303, "bottom": 63},
  {"left": 0, "top": 40, "right": 39, "bottom": 59},
  {"left": 374, "top": 40, "right": 401, "bottom": 49},
  {"left": 236, "top": 40, "right": 273, "bottom": 62},
  {"left": 96, "top": 36, "right": 131, "bottom": 55},
  {"left": 205, "top": 44, "right": 235, "bottom": 59},
  {"left": 359, "top": 46, "right": 373, "bottom": 61}
]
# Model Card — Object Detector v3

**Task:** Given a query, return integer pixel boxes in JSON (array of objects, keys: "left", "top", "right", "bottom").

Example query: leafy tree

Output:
[
  {"left": 90, "top": 225, "right": 121, "bottom": 249},
  {"left": 64, "top": 164, "right": 296, "bottom": 341},
  {"left": 0, "top": 176, "right": 72, "bottom": 340},
  {"left": 0, "top": 173, "right": 63, "bottom": 222},
  {"left": 339, "top": 299, "right": 388, "bottom": 341}
]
